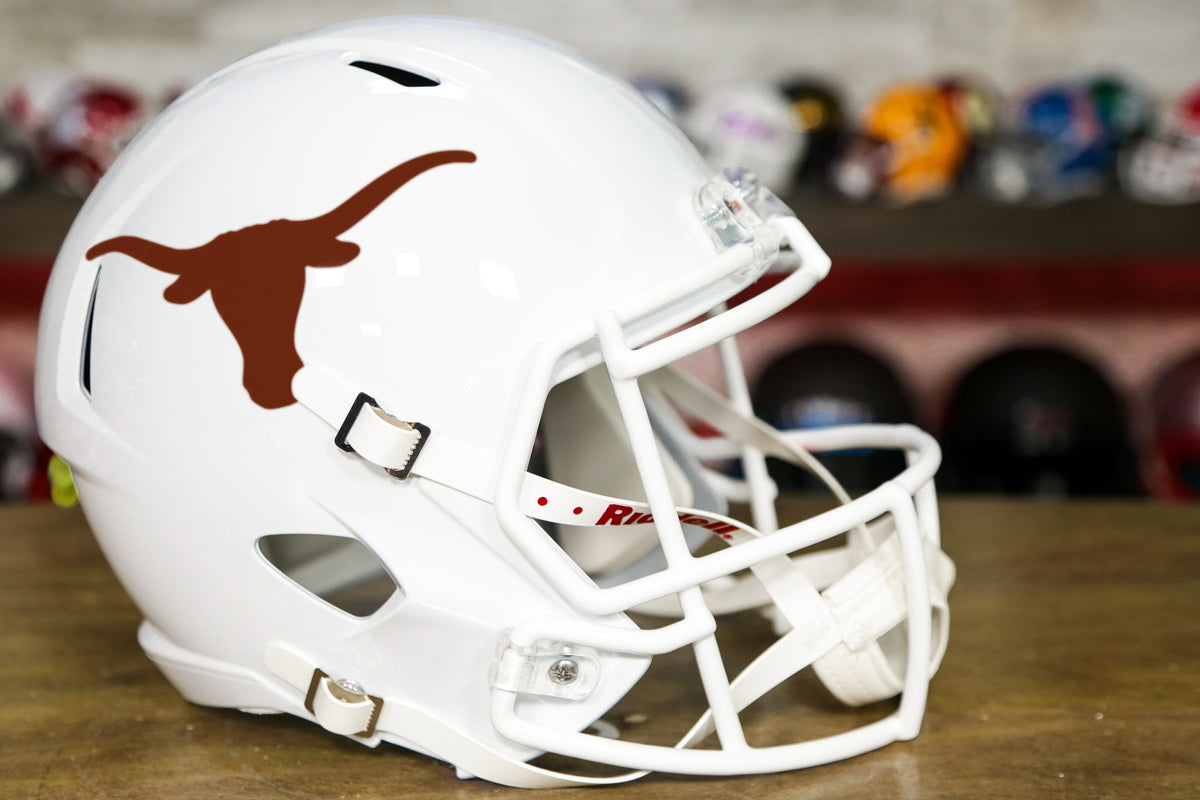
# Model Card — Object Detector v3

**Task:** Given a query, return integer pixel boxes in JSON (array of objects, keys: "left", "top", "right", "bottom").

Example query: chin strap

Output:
[
  {"left": 292, "top": 364, "right": 495, "bottom": 498},
  {"left": 292, "top": 362, "right": 953, "bottom": 704},
  {"left": 640, "top": 366, "right": 954, "bottom": 706},
  {"left": 286, "top": 363, "right": 954, "bottom": 777}
]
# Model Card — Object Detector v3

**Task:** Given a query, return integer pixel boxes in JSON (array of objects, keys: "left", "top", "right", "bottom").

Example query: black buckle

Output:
[
  {"left": 387, "top": 421, "right": 430, "bottom": 480},
  {"left": 334, "top": 392, "right": 430, "bottom": 480},
  {"left": 334, "top": 392, "right": 376, "bottom": 453}
]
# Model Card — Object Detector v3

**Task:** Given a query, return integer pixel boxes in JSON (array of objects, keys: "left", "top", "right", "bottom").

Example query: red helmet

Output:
[
  {"left": 4, "top": 72, "right": 143, "bottom": 196},
  {"left": 1149, "top": 353, "right": 1200, "bottom": 500},
  {"left": 1121, "top": 83, "right": 1200, "bottom": 204}
]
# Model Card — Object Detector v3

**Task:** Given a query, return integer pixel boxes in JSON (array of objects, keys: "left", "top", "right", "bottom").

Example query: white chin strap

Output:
[{"left": 287, "top": 363, "right": 954, "bottom": 786}]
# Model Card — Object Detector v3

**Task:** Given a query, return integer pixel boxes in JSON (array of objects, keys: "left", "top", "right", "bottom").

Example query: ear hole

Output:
[
  {"left": 349, "top": 60, "right": 440, "bottom": 88},
  {"left": 81, "top": 266, "right": 101, "bottom": 398},
  {"left": 258, "top": 533, "right": 401, "bottom": 617}
]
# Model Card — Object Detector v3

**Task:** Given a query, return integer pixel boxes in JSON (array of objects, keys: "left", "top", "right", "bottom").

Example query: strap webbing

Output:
[{"left": 289, "top": 363, "right": 953, "bottom": 720}]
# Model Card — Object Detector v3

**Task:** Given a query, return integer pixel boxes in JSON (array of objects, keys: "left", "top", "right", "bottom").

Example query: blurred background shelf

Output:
[
  {"left": 4, "top": 185, "right": 1199, "bottom": 261},
  {"left": 3, "top": 185, "right": 1200, "bottom": 503},
  {"left": 792, "top": 190, "right": 1200, "bottom": 260}
]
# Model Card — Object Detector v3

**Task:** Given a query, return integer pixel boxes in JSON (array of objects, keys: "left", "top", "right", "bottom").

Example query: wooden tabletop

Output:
[{"left": 2, "top": 498, "right": 1198, "bottom": 799}]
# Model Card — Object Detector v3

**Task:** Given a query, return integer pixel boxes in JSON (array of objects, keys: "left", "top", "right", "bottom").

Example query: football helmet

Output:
[
  {"left": 1088, "top": 74, "right": 1153, "bottom": 146},
  {"left": 779, "top": 78, "right": 846, "bottom": 187},
  {"left": 940, "top": 347, "right": 1141, "bottom": 496},
  {"left": 1148, "top": 352, "right": 1200, "bottom": 500},
  {"left": 1121, "top": 84, "right": 1200, "bottom": 205},
  {"left": 938, "top": 75, "right": 1001, "bottom": 143},
  {"left": 977, "top": 83, "right": 1114, "bottom": 205},
  {"left": 4, "top": 70, "right": 143, "bottom": 196},
  {"left": 0, "top": 113, "right": 31, "bottom": 197},
  {"left": 631, "top": 75, "right": 691, "bottom": 127},
  {"left": 685, "top": 82, "right": 807, "bottom": 195},
  {"left": 36, "top": 17, "right": 952, "bottom": 787},
  {"left": 0, "top": 356, "right": 36, "bottom": 500},
  {"left": 859, "top": 82, "right": 968, "bottom": 204},
  {"left": 753, "top": 342, "right": 916, "bottom": 494}
]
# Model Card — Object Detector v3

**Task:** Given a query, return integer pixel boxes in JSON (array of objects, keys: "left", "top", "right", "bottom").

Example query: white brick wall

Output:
[{"left": 0, "top": 0, "right": 1196, "bottom": 113}]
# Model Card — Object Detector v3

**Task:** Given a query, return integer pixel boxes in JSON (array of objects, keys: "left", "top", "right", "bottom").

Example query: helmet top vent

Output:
[{"left": 349, "top": 60, "right": 440, "bottom": 88}]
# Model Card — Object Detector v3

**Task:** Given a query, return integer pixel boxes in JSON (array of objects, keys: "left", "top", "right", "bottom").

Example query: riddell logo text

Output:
[{"left": 594, "top": 503, "right": 739, "bottom": 537}]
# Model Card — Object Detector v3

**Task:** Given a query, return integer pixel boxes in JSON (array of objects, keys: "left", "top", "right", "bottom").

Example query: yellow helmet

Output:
[{"left": 864, "top": 83, "right": 968, "bottom": 202}]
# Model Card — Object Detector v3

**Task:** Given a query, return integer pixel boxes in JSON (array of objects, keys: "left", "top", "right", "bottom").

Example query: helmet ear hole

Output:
[{"left": 257, "top": 533, "right": 402, "bottom": 617}]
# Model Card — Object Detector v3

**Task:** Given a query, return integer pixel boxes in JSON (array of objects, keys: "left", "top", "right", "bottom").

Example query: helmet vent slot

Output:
[
  {"left": 349, "top": 60, "right": 440, "bottom": 88},
  {"left": 258, "top": 533, "right": 402, "bottom": 617},
  {"left": 80, "top": 265, "right": 101, "bottom": 398}
]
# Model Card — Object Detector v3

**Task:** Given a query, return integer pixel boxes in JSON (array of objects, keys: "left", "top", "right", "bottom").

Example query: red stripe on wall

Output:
[
  {"left": 741, "top": 257, "right": 1200, "bottom": 316},
  {"left": 0, "top": 258, "right": 52, "bottom": 316},
  {"left": 7, "top": 255, "right": 1200, "bottom": 317}
]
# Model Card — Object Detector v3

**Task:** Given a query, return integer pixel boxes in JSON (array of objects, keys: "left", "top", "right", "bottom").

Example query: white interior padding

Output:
[{"left": 540, "top": 366, "right": 724, "bottom": 581}]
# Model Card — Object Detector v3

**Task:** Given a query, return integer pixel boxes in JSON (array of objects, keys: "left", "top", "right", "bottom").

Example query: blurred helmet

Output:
[
  {"left": 1147, "top": 352, "right": 1200, "bottom": 500},
  {"left": 936, "top": 74, "right": 1002, "bottom": 188},
  {"left": 979, "top": 83, "right": 1113, "bottom": 205},
  {"left": 685, "top": 82, "right": 806, "bottom": 194},
  {"left": 0, "top": 113, "right": 31, "bottom": 196},
  {"left": 752, "top": 342, "right": 915, "bottom": 493},
  {"left": 630, "top": 75, "right": 691, "bottom": 126},
  {"left": 1088, "top": 74, "right": 1154, "bottom": 145},
  {"left": 937, "top": 75, "right": 1001, "bottom": 143},
  {"left": 779, "top": 79, "right": 845, "bottom": 184},
  {"left": 4, "top": 70, "right": 143, "bottom": 196},
  {"left": 1120, "top": 83, "right": 1200, "bottom": 204},
  {"left": 858, "top": 82, "right": 968, "bottom": 204},
  {"left": 0, "top": 357, "right": 36, "bottom": 500},
  {"left": 829, "top": 130, "right": 891, "bottom": 202},
  {"left": 36, "top": 17, "right": 951, "bottom": 787},
  {"left": 940, "top": 347, "right": 1142, "bottom": 496}
]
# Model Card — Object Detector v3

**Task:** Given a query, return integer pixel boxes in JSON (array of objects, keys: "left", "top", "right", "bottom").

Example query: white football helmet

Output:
[
  {"left": 36, "top": 17, "right": 953, "bottom": 788},
  {"left": 685, "top": 82, "right": 806, "bottom": 195},
  {"left": 1121, "top": 84, "right": 1200, "bottom": 205}
]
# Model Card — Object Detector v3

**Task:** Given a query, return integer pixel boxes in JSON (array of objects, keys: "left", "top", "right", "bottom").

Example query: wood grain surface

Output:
[{"left": 2, "top": 498, "right": 1198, "bottom": 799}]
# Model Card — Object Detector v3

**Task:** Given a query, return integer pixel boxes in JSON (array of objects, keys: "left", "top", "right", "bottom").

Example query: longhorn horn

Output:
[
  {"left": 307, "top": 149, "right": 476, "bottom": 236},
  {"left": 85, "top": 235, "right": 203, "bottom": 276}
]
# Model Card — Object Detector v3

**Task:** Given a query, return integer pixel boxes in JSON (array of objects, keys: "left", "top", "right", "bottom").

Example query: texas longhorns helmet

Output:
[{"left": 36, "top": 17, "right": 952, "bottom": 787}]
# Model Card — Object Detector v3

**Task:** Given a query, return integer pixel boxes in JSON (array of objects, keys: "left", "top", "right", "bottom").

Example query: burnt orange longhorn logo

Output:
[{"left": 86, "top": 149, "right": 476, "bottom": 409}]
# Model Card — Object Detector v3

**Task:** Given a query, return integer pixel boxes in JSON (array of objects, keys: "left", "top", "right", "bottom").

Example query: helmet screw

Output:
[
  {"left": 548, "top": 657, "right": 579, "bottom": 685},
  {"left": 330, "top": 678, "right": 367, "bottom": 702}
]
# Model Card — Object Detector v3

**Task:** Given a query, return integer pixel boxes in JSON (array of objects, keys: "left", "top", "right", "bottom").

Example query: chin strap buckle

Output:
[
  {"left": 304, "top": 667, "right": 384, "bottom": 738},
  {"left": 334, "top": 391, "right": 430, "bottom": 480}
]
